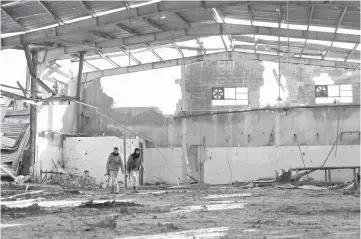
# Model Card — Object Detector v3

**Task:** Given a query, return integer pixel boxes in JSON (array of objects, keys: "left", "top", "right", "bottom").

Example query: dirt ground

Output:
[{"left": 1, "top": 185, "right": 360, "bottom": 239}]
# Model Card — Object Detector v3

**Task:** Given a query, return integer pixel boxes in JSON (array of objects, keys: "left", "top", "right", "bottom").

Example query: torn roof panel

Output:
[{"left": 1, "top": 1, "right": 57, "bottom": 32}]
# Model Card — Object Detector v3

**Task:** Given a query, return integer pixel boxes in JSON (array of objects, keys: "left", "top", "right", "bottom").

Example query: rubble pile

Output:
[{"left": 46, "top": 174, "right": 99, "bottom": 190}]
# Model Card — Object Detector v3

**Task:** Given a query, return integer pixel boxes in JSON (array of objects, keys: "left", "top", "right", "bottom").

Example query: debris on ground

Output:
[
  {"left": 252, "top": 179, "right": 275, "bottom": 187},
  {"left": 1, "top": 203, "right": 41, "bottom": 213},
  {"left": 276, "top": 169, "right": 292, "bottom": 183},
  {"left": 299, "top": 185, "right": 327, "bottom": 191},
  {"left": 79, "top": 200, "right": 140, "bottom": 208},
  {"left": 84, "top": 215, "right": 120, "bottom": 231},
  {"left": 46, "top": 173, "right": 99, "bottom": 190},
  {"left": 275, "top": 184, "right": 300, "bottom": 190},
  {"left": 341, "top": 180, "right": 360, "bottom": 197}
]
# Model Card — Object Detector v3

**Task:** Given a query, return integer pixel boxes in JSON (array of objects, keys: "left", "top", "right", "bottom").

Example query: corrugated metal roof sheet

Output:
[{"left": 44, "top": 1, "right": 90, "bottom": 23}]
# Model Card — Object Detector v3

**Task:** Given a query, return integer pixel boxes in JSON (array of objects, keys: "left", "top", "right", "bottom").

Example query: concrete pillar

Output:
[
  {"left": 274, "top": 111, "right": 281, "bottom": 147},
  {"left": 181, "top": 74, "right": 188, "bottom": 183}
]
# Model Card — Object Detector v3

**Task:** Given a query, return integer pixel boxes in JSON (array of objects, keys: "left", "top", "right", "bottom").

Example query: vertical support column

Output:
[
  {"left": 181, "top": 75, "right": 188, "bottom": 183},
  {"left": 199, "top": 145, "right": 205, "bottom": 185},
  {"left": 324, "top": 169, "right": 328, "bottom": 182},
  {"left": 328, "top": 169, "right": 332, "bottom": 182},
  {"left": 124, "top": 135, "right": 127, "bottom": 188},
  {"left": 77, "top": 52, "right": 85, "bottom": 132},
  {"left": 274, "top": 111, "right": 281, "bottom": 147},
  {"left": 25, "top": 46, "right": 38, "bottom": 180},
  {"left": 76, "top": 52, "right": 85, "bottom": 99}
]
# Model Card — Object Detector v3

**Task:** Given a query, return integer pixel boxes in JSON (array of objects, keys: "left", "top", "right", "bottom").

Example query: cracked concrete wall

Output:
[{"left": 183, "top": 60, "right": 360, "bottom": 147}]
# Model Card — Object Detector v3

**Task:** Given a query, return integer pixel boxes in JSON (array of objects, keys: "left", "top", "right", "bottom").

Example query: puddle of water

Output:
[
  {"left": 204, "top": 193, "right": 251, "bottom": 200},
  {"left": 1, "top": 224, "right": 24, "bottom": 229},
  {"left": 334, "top": 232, "right": 359, "bottom": 235},
  {"left": 244, "top": 229, "right": 259, "bottom": 233},
  {"left": 137, "top": 191, "right": 166, "bottom": 195},
  {"left": 207, "top": 200, "right": 238, "bottom": 204},
  {"left": 171, "top": 203, "right": 245, "bottom": 213},
  {"left": 116, "top": 227, "right": 229, "bottom": 239},
  {"left": 0, "top": 199, "right": 133, "bottom": 208},
  {"left": 269, "top": 236, "right": 302, "bottom": 239}
]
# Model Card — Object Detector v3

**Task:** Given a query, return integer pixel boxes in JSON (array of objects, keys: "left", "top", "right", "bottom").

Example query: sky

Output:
[{"left": 0, "top": 49, "right": 181, "bottom": 115}]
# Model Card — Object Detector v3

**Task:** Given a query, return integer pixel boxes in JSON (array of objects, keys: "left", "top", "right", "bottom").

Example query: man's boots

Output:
[{"left": 133, "top": 186, "right": 138, "bottom": 193}]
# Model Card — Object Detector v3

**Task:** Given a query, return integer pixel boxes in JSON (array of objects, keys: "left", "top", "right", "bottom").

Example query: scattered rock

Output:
[
  {"left": 153, "top": 215, "right": 157, "bottom": 219},
  {"left": 119, "top": 206, "right": 131, "bottom": 214},
  {"left": 1, "top": 205, "right": 9, "bottom": 212}
]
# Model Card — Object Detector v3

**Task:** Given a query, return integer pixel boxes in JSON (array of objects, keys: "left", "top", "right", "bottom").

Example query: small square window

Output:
[
  {"left": 328, "top": 85, "right": 340, "bottom": 97},
  {"left": 340, "top": 85, "right": 352, "bottom": 91},
  {"left": 225, "top": 88, "right": 236, "bottom": 99},
  {"left": 236, "top": 93, "right": 248, "bottom": 100},
  {"left": 236, "top": 100, "right": 248, "bottom": 105},
  {"left": 223, "top": 100, "right": 237, "bottom": 105},
  {"left": 340, "top": 91, "right": 352, "bottom": 97}
]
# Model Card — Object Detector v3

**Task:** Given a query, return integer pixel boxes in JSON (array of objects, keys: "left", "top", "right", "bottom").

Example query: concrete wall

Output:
[
  {"left": 63, "top": 136, "right": 138, "bottom": 183},
  {"left": 205, "top": 145, "right": 360, "bottom": 184},
  {"left": 182, "top": 60, "right": 360, "bottom": 110},
  {"left": 143, "top": 148, "right": 182, "bottom": 184},
  {"left": 186, "top": 107, "right": 360, "bottom": 147},
  {"left": 142, "top": 145, "right": 360, "bottom": 185}
]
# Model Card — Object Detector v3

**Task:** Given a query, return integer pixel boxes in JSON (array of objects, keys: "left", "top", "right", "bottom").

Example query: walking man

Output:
[
  {"left": 127, "top": 148, "right": 142, "bottom": 193},
  {"left": 106, "top": 147, "right": 124, "bottom": 194}
]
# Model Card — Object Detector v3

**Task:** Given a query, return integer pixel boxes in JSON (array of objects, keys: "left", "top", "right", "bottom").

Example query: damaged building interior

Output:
[{"left": 0, "top": 0, "right": 360, "bottom": 238}]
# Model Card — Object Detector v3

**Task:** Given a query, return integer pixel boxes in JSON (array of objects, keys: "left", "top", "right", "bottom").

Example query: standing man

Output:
[
  {"left": 127, "top": 148, "right": 142, "bottom": 193},
  {"left": 106, "top": 147, "right": 124, "bottom": 194}
]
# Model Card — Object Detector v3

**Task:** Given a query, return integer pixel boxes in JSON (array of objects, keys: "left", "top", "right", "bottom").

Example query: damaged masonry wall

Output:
[{"left": 79, "top": 58, "right": 360, "bottom": 184}]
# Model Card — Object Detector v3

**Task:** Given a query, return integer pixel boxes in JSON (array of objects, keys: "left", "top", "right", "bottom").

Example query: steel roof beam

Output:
[
  {"left": 34, "top": 23, "right": 360, "bottom": 62},
  {"left": 143, "top": 17, "right": 165, "bottom": 31},
  {"left": 322, "top": 7, "right": 348, "bottom": 60},
  {"left": 209, "top": 8, "right": 231, "bottom": 51},
  {"left": 1, "top": 1, "right": 239, "bottom": 46},
  {"left": 80, "top": 1, "right": 96, "bottom": 18},
  {"left": 123, "top": 1, "right": 130, "bottom": 10},
  {"left": 120, "top": 47, "right": 141, "bottom": 65},
  {"left": 37, "top": 0, "right": 63, "bottom": 25},
  {"left": 173, "top": 12, "right": 191, "bottom": 28},
  {"left": 89, "top": 28, "right": 141, "bottom": 65},
  {"left": 195, "top": 37, "right": 206, "bottom": 54},
  {"left": 115, "top": 22, "right": 162, "bottom": 62},
  {"left": 82, "top": 51, "right": 360, "bottom": 82},
  {"left": 170, "top": 40, "right": 184, "bottom": 58},
  {"left": 1, "top": 6, "right": 28, "bottom": 31},
  {"left": 145, "top": 44, "right": 163, "bottom": 61},
  {"left": 115, "top": 23, "right": 140, "bottom": 35},
  {"left": 232, "top": 37, "right": 354, "bottom": 53},
  {"left": 246, "top": 4, "right": 257, "bottom": 58},
  {"left": 345, "top": 44, "right": 359, "bottom": 62},
  {"left": 96, "top": 51, "right": 121, "bottom": 68},
  {"left": 300, "top": 6, "right": 315, "bottom": 58},
  {"left": 72, "top": 54, "right": 100, "bottom": 71}
]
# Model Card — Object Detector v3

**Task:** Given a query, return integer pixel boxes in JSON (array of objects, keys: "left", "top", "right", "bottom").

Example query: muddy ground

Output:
[{"left": 1, "top": 185, "right": 360, "bottom": 239}]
